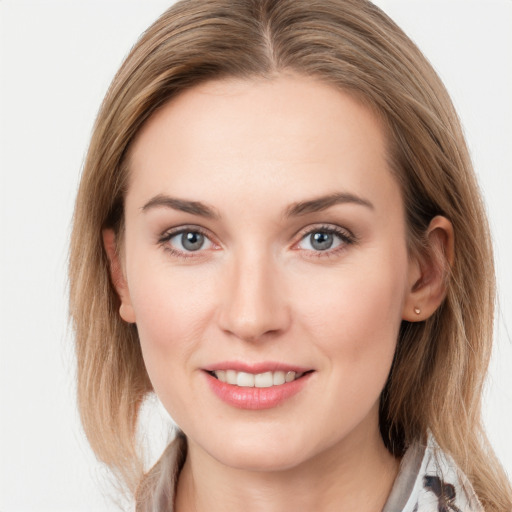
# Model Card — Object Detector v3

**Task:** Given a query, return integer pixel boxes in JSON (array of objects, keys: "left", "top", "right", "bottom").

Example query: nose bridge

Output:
[{"left": 218, "top": 244, "right": 289, "bottom": 342}]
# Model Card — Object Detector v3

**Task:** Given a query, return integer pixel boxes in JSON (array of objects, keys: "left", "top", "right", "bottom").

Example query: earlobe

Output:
[
  {"left": 402, "top": 216, "right": 454, "bottom": 322},
  {"left": 103, "top": 229, "right": 136, "bottom": 324}
]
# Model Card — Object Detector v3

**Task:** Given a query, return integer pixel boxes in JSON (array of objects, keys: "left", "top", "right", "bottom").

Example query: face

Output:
[{"left": 115, "top": 75, "right": 418, "bottom": 471}]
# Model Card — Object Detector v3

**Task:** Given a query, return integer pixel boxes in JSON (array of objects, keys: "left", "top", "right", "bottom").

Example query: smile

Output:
[
  {"left": 210, "top": 370, "right": 305, "bottom": 388},
  {"left": 204, "top": 366, "right": 314, "bottom": 410}
]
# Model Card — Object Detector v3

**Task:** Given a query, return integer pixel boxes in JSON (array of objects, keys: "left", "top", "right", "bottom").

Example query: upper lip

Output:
[{"left": 202, "top": 361, "right": 313, "bottom": 374}]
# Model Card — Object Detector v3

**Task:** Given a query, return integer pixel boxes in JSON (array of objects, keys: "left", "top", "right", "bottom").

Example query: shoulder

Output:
[{"left": 384, "top": 435, "right": 483, "bottom": 512}]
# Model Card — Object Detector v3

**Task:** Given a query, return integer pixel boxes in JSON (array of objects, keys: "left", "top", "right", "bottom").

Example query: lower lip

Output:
[{"left": 204, "top": 372, "right": 312, "bottom": 410}]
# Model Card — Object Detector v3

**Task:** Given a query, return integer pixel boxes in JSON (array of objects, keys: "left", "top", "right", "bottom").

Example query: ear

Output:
[
  {"left": 103, "top": 229, "right": 136, "bottom": 324},
  {"left": 402, "top": 216, "right": 454, "bottom": 322}
]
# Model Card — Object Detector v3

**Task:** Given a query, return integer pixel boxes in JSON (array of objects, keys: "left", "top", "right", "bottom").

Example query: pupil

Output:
[
  {"left": 311, "top": 232, "right": 333, "bottom": 250},
  {"left": 182, "top": 231, "right": 204, "bottom": 251}
]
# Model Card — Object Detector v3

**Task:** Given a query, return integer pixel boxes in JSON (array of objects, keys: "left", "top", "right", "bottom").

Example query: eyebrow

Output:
[
  {"left": 141, "top": 194, "right": 220, "bottom": 219},
  {"left": 285, "top": 192, "right": 374, "bottom": 217},
  {"left": 141, "top": 191, "right": 373, "bottom": 220}
]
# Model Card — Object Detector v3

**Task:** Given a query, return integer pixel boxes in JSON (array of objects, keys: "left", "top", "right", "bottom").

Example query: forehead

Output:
[{"left": 126, "top": 74, "right": 399, "bottom": 212}]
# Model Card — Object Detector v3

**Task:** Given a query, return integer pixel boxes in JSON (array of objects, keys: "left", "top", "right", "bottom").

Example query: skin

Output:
[{"left": 104, "top": 74, "right": 453, "bottom": 512}]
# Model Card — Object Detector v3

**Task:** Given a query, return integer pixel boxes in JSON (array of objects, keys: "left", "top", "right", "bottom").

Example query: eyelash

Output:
[
  {"left": 294, "top": 224, "right": 356, "bottom": 258},
  {"left": 157, "top": 224, "right": 356, "bottom": 259},
  {"left": 158, "top": 225, "right": 216, "bottom": 259}
]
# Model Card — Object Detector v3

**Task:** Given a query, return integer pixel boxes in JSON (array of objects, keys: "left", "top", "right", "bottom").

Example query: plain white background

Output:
[{"left": 0, "top": 1, "right": 511, "bottom": 510}]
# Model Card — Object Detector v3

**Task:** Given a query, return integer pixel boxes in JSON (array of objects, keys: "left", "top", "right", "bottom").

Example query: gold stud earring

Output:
[{"left": 414, "top": 307, "right": 421, "bottom": 315}]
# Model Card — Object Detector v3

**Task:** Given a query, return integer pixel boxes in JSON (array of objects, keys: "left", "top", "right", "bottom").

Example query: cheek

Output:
[
  {"left": 129, "top": 267, "right": 220, "bottom": 425},
  {"left": 294, "top": 254, "right": 408, "bottom": 387},
  {"left": 127, "top": 262, "right": 217, "bottom": 385},
  {"left": 299, "top": 262, "right": 405, "bottom": 338},
  {"left": 291, "top": 260, "right": 407, "bottom": 439}
]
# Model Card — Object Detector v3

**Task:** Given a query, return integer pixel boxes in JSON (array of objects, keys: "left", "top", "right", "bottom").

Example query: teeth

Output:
[
  {"left": 285, "top": 371, "right": 295, "bottom": 383},
  {"left": 254, "top": 371, "right": 273, "bottom": 388},
  {"left": 236, "top": 372, "right": 254, "bottom": 387},
  {"left": 273, "top": 371, "right": 285, "bottom": 385},
  {"left": 226, "top": 370, "right": 237, "bottom": 385},
  {"left": 215, "top": 370, "right": 226, "bottom": 382},
  {"left": 212, "top": 369, "right": 305, "bottom": 387}
]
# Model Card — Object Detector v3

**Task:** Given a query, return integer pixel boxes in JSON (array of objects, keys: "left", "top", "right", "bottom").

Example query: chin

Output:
[
  {"left": 214, "top": 446, "right": 306, "bottom": 473},
  {"left": 198, "top": 427, "right": 310, "bottom": 472}
]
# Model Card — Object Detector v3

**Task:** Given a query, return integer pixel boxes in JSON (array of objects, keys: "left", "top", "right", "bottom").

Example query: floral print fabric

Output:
[{"left": 383, "top": 436, "right": 483, "bottom": 512}]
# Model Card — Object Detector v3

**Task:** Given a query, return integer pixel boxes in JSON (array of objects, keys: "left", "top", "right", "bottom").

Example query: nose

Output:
[{"left": 217, "top": 249, "right": 291, "bottom": 343}]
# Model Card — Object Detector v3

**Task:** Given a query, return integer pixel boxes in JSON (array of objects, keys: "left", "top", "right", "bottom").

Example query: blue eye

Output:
[
  {"left": 180, "top": 231, "right": 206, "bottom": 251},
  {"left": 309, "top": 232, "right": 335, "bottom": 251},
  {"left": 297, "top": 227, "right": 351, "bottom": 252},
  {"left": 164, "top": 230, "right": 213, "bottom": 253}
]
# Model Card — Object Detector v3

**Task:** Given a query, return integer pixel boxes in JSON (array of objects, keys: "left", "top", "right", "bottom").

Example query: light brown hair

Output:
[{"left": 69, "top": 0, "right": 512, "bottom": 509}]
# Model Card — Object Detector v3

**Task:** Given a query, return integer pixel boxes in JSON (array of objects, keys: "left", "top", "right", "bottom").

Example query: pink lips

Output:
[{"left": 203, "top": 361, "right": 313, "bottom": 410}]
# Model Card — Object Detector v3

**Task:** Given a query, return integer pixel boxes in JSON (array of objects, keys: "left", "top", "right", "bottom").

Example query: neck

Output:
[{"left": 175, "top": 416, "right": 400, "bottom": 512}]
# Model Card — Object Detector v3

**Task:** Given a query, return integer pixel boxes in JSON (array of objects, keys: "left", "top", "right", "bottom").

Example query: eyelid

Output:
[
  {"left": 157, "top": 223, "right": 356, "bottom": 259},
  {"left": 292, "top": 224, "right": 356, "bottom": 253},
  {"left": 158, "top": 224, "right": 211, "bottom": 240},
  {"left": 158, "top": 225, "right": 220, "bottom": 257}
]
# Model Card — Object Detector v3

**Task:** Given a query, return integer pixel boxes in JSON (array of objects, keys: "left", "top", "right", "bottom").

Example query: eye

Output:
[
  {"left": 160, "top": 228, "right": 215, "bottom": 254},
  {"left": 296, "top": 226, "right": 354, "bottom": 253}
]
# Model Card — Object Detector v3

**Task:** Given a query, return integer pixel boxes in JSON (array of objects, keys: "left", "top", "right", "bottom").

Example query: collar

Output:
[
  {"left": 136, "top": 433, "right": 483, "bottom": 512},
  {"left": 383, "top": 435, "right": 483, "bottom": 512}
]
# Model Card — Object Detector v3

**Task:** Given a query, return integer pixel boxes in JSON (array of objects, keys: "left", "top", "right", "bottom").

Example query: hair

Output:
[{"left": 69, "top": 0, "right": 512, "bottom": 509}]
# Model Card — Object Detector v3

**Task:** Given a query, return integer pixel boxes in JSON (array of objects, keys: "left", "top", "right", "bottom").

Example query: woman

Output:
[{"left": 69, "top": 0, "right": 512, "bottom": 510}]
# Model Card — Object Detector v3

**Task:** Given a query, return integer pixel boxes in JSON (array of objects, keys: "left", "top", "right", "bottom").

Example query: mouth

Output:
[{"left": 206, "top": 369, "right": 313, "bottom": 388}]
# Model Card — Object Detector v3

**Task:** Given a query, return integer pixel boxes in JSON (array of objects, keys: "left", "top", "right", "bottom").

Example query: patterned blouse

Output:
[{"left": 136, "top": 433, "right": 483, "bottom": 511}]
